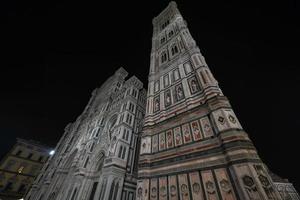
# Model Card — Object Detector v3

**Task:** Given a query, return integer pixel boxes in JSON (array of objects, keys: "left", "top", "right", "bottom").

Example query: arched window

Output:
[
  {"left": 171, "top": 44, "right": 179, "bottom": 56},
  {"left": 168, "top": 30, "right": 174, "bottom": 37},
  {"left": 108, "top": 180, "right": 115, "bottom": 200},
  {"left": 161, "top": 52, "right": 167, "bottom": 63},
  {"left": 160, "top": 37, "right": 165, "bottom": 44},
  {"left": 70, "top": 188, "right": 77, "bottom": 200},
  {"left": 112, "top": 182, "right": 119, "bottom": 200}
]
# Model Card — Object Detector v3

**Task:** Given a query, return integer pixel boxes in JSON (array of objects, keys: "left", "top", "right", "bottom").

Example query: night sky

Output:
[{"left": 2, "top": 0, "right": 299, "bottom": 191}]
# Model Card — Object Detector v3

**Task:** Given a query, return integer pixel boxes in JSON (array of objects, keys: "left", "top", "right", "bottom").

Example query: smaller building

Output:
[
  {"left": 0, "top": 138, "right": 52, "bottom": 200},
  {"left": 269, "top": 170, "right": 300, "bottom": 200}
]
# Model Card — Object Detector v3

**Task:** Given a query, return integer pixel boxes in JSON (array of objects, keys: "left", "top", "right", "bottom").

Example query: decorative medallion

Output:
[
  {"left": 218, "top": 116, "right": 225, "bottom": 124},
  {"left": 228, "top": 115, "right": 236, "bottom": 123},
  {"left": 137, "top": 187, "right": 142, "bottom": 198},
  {"left": 181, "top": 184, "right": 188, "bottom": 196},
  {"left": 160, "top": 186, "right": 167, "bottom": 197},
  {"left": 206, "top": 181, "right": 215, "bottom": 194},
  {"left": 220, "top": 179, "right": 231, "bottom": 193},
  {"left": 170, "top": 185, "right": 177, "bottom": 197},
  {"left": 151, "top": 187, "right": 157, "bottom": 198},
  {"left": 192, "top": 183, "right": 201, "bottom": 194},
  {"left": 258, "top": 175, "right": 270, "bottom": 187},
  {"left": 243, "top": 175, "right": 255, "bottom": 187}
]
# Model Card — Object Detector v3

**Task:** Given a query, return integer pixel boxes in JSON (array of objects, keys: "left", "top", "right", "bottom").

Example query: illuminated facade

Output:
[{"left": 0, "top": 138, "right": 51, "bottom": 200}]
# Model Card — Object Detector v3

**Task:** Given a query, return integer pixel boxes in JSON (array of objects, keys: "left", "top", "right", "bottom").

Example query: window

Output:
[
  {"left": 16, "top": 150, "right": 22, "bottom": 156},
  {"left": 4, "top": 182, "right": 13, "bottom": 191},
  {"left": 168, "top": 30, "right": 174, "bottom": 37},
  {"left": 118, "top": 146, "right": 123, "bottom": 158},
  {"left": 161, "top": 51, "right": 167, "bottom": 63},
  {"left": 171, "top": 44, "right": 179, "bottom": 56},
  {"left": 90, "top": 142, "right": 95, "bottom": 152},
  {"left": 89, "top": 182, "right": 98, "bottom": 200},
  {"left": 38, "top": 156, "right": 43, "bottom": 162},
  {"left": 161, "top": 37, "right": 166, "bottom": 44},
  {"left": 84, "top": 157, "right": 89, "bottom": 168},
  {"left": 121, "top": 147, "right": 126, "bottom": 159},
  {"left": 27, "top": 153, "right": 33, "bottom": 159},
  {"left": 129, "top": 102, "right": 135, "bottom": 113},
  {"left": 18, "top": 184, "right": 26, "bottom": 193}
]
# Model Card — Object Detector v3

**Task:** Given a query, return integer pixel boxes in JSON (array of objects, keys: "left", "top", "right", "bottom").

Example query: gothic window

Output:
[
  {"left": 184, "top": 62, "right": 193, "bottom": 74},
  {"left": 168, "top": 30, "right": 174, "bottom": 37},
  {"left": 164, "top": 74, "right": 170, "bottom": 87},
  {"left": 90, "top": 142, "right": 95, "bottom": 152},
  {"left": 161, "top": 51, "right": 168, "bottom": 63},
  {"left": 129, "top": 102, "right": 135, "bottom": 113},
  {"left": 171, "top": 44, "right": 179, "bottom": 56},
  {"left": 70, "top": 188, "right": 77, "bottom": 200},
  {"left": 161, "top": 37, "right": 166, "bottom": 44},
  {"left": 118, "top": 146, "right": 123, "bottom": 158},
  {"left": 88, "top": 182, "right": 98, "bottom": 200},
  {"left": 84, "top": 157, "right": 89, "bottom": 168},
  {"left": 121, "top": 147, "right": 126, "bottom": 159}
]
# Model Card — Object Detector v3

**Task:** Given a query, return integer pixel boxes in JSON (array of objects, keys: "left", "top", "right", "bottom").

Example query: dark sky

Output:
[{"left": 2, "top": 0, "right": 300, "bottom": 191}]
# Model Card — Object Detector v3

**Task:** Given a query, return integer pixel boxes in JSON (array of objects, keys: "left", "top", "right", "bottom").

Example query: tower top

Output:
[{"left": 152, "top": 1, "right": 180, "bottom": 30}]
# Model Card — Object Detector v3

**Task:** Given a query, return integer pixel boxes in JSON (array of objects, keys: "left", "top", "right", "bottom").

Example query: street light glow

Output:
[{"left": 49, "top": 150, "right": 55, "bottom": 155}]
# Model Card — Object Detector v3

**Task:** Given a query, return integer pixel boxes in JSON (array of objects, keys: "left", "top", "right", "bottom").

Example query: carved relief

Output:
[
  {"left": 200, "top": 117, "right": 214, "bottom": 138},
  {"left": 154, "top": 96, "right": 160, "bottom": 112},
  {"left": 201, "top": 170, "right": 219, "bottom": 200},
  {"left": 152, "top": 135, "right": 158, "bottom": 153},
  {"left": 173, "top": 127, "right": 183, "bottom": 146},
  {"left": 188, "top": 76, "right": 200, "bottom": 94},
  {"left": 190, "top": 120, "right": 203, "bottom": 141},
  {"left": 182, "top": 123, "right": 192, "bottom": 144},
  {"left": 150, "top": 178, "right": 158, "bottom": 200},
  {"left": 178, "top": 173, "right": 191, "bottom": 200},
  {"left": 174, "top": 84, "right": 184, "bottom": 102},
  {"left": 166, "top": 129, "right": 174, "bottom": 149},
  {"left": 159, "top": 177, "right": 168, "bottom": 200},
  {"left": 164, "top": 89, "right": 172, "bottom": 107},
  {"left": 234, "top": 164, "right": 262, "bottom": 200},
  {"left": 159, "top": 132, "right": 166, "bottom": 151},
  {"left": 141, "top": 137, "right": 151, "bottom": 154},
  {"left": 168, "top": 175, "right": 178, "bottom": 200},
  {"left": 214, "top": 168, "right": 236, "bottom": 200},
  {"left": 254, "top": 165, "right": 277, "bottom": 199},
  {"left": 189, "top": 171, "right": 204, "bottom": 199}
]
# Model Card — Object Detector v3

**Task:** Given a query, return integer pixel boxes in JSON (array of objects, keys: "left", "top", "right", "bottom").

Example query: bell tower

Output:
[{"left": 137, "top": 2, "right": 282, "bottom": 200}]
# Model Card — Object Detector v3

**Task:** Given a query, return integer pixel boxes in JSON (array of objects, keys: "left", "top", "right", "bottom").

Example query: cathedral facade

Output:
[
  {"left": 25, "top": 68, "right": 147, "bottom": 200},
  {"left": 24, "top": 2, "right": 298, "bottom": 200}
]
